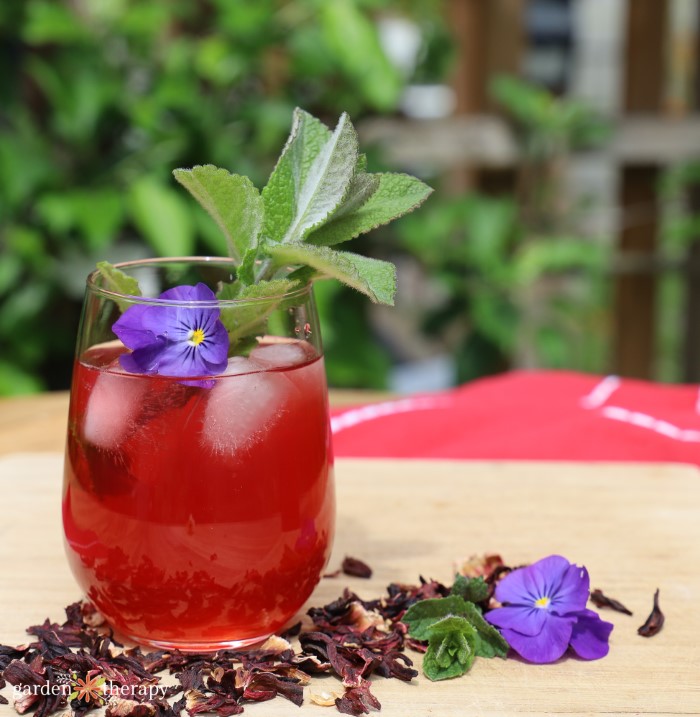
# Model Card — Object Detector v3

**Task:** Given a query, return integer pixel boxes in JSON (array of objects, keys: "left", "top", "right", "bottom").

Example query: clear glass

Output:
[{"left": 62, "top": 257, "right": 335, "bottom": 650}]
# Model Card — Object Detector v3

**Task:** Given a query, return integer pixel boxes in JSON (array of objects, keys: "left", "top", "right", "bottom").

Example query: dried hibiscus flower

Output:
[
  {"left": 637, "top": 588, "right": 664, "bottom": 637},
  {"left": 341, "top": 557, "right": 373, "bottom": 579},
  {"left": 590, "top": 589, "right": 633, "bottom": 616}
]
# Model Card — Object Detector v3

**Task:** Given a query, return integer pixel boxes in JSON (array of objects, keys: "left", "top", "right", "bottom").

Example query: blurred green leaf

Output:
[
  {"left": 491, "top": 75, "right": 609, "bottom": 149},
  {"left": 23, "top": 1, "right": 90, "bottom": 44},
  {"left": 1, "top": 0, "right": 443, "bottom": 393},
  {"left": 320, "top": 0, "right": 403, "bottom": 111},
  {"left": 195, "top": 36, "right": 246, "bottom": 86},
  {"left": 0, "top": 281, "right": 50, "bottom": 334},
  {"left": 0, "top": 122, "right": 56, "bottom": 208},
  {"left": 5, "top": 226, "right": 50, "bottom": 271},
  {"left": 0, "top": 254, "right": 23, "bottom": 295},
  {"left": 128, "top": 178, "right": 195, "bottom": 257},
  {"left": 37, "top": 190, "right": 124, "bottom": 252},
  {"left": 0, "top": 361, "right": 44, "bottom": 395},
  {"left": 461, "top": 195, "right": 518, "bottom": 267},
  {"left": 514, "top": 237, "right": 605, "bottom": 285}
]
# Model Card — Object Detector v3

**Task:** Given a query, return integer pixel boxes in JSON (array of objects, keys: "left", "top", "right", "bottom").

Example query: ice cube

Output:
[
  {"left": 249, "top": 340, "right": 315, "bottom": 370},
  {"left": 202, "top": 361, "right": 293, "bottom": 454},
  {"left": 222, "top": 356, "right": 264, "bottom": 376},
  {"left": 83, "top": 369, "right": 147, "bottom": 449},
  {"left": 286, "top": 355, "right": 327, "bottom": 399}
]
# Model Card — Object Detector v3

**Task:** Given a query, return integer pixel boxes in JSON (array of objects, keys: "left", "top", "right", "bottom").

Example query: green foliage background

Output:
[
  {"left": 0, "top": 0, "right": 448, "bottom": 394},
  {"left": 1, "top": 1, "right": 618, "bottom": 396}
]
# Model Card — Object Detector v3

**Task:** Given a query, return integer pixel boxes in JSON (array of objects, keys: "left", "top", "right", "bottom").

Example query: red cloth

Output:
[{"left": 330, "top": 371, "right": 700, "bottom": 466}]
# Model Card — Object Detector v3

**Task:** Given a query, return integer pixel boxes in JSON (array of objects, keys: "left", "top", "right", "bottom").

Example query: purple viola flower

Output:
[
  {"left": 485, "top": 555, "right": 613, "bottom": 664},
  {"left": 113, "top": 283, "right": 229, "bottom": 380}
]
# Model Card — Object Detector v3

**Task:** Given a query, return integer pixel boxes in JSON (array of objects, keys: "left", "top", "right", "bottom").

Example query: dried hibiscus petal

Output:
[
  {"left": 185, "top": 689, "right": 243, "bottom": 716},
  {"left": 335, "top": 678, "right": 381, "bottom": 716},
  {"left": 459, "top": 553, "right": 504, "bottom": 578},
  {"left": 309, "top": 688, "right": 343, "bottom": 706},
  {"left": 590, "top": 589, "right": 633, "bottom": 616},
  {"left": 242, "top": 671, "right": 304, "bottom": 706},
  {"left": 342, "top": 557, "right": 373, "bottom": 579},
  {"left": 105, "top": 697, "right": 156, "bottom": 717},
  {"left": 638, "top": 588, "right": 664, "bottom": 637}
]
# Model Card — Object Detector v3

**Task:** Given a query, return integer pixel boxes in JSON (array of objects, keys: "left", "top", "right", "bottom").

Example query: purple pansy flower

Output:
[
  {"left": 485, "top": 555, "right": 613, "bottom": 664},
  {"left": 113, "top": 283, "right": 229, "bottom": 381}
]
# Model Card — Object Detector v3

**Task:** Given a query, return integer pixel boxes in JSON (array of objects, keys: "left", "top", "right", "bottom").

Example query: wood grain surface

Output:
[{"left": 1, "top": 454, "right": 699, "bottom": 716}]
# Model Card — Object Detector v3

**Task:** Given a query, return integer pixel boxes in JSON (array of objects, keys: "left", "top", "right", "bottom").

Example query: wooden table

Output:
[{"left": 1, "top": 452, "right": 699, "bottom": 716}]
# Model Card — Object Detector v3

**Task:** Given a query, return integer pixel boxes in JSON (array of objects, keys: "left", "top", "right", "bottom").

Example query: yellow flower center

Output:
[
  {"left": 535, "top": 596, "right": 551, "bottom": 609},
  {"left": 189, "top": 328, "right": 206, "bottom": 346}
]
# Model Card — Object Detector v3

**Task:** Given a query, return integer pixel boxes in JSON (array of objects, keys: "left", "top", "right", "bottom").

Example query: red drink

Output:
[{"left": 63, "top": 340, "right": 334, "bottom": 649}]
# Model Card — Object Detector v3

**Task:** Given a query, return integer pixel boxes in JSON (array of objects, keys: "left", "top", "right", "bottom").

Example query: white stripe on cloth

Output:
[
  {"left": 580, "top": 375, "right": 621, "bottom": 409},
  {"left": 600, "top": 405, "right": 700, "bottom": 443},
  {"left": 330, "top": 396, "right": 450, "bottom": 435}
]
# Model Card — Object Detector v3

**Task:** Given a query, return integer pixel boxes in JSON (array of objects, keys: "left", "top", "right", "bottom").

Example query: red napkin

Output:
[{"left": 330, "top": 371, "right": 700, "bottom": 465}]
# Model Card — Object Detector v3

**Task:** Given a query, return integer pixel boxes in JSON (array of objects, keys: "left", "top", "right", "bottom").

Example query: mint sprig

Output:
[
  {"left": 403, "top": 593, "right": 509, "bottom": 681},
  {"left": 99, "top": 108, "right": 432, "bottom": 351},
  {"left": 422, "top": 616, "right": 478, "bottom": 681},
  {"left": 175, "top": 107, "right": 433, "bottom": 306}
]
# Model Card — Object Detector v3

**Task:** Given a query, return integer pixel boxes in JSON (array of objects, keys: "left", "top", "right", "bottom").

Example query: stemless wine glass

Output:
[{"left": 62, "top": 257, "right": 335, "bottom": 650}]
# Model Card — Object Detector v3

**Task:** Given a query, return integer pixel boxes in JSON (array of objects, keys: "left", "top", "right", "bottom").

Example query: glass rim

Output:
[{"left": 86, "top": 256, "right": 313, "bottom": 307}]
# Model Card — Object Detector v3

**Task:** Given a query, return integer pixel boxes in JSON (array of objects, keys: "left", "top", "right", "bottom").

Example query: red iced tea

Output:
[{"left": 63, "top": 341, "right": 334, "bottom": 649}]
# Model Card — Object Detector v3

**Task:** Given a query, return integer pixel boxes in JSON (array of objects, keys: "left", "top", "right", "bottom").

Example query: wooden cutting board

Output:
[{"left": 1, "top": 454, "right": 699, "bottom": 716}]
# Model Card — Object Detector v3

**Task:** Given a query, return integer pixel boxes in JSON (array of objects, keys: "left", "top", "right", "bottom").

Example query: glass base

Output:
[{"left": 125, "top": 632, "right": 273, "bottom": 653}]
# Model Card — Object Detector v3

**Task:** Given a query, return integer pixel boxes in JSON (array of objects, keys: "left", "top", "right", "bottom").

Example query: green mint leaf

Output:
[
  {"left": 95, "top": 261, "right": 141, "bottom": 312},
  {"left": 451, "top": 574, "right": 490, "bottom": 604},
  {"left": 461, "top": 601, "right": 510, "bottom": 659},
  {"left": 403, "top": 595, "right": 470, "bottom": 640},
  {"left": 423, "top": 616, "right": 477, "bottom": 681},
  {"left": 264, "top": 242, "right": 395, "bottom": 305},
  {"left": 404, "top": 595, "right": 509, "bottom": 660},
  {"left": 173, "top": 165, "right": 263, "bottom": 262},
  {"left": 262, "top": 108, "right": 333, "bottom": 243},
  {"left": 306, "top": 172, "right": 433, "bottom": 247},
  {"left": 263, "top": 110, "right": 358, "bottom": 244},
  {"left": 217, "top": 278, "right": 300, "bottom": 344},
  {"left": 237, "top": 247, "right": 258, "bottom": 286},
  {"left": 328, "top": 171, "right": 381, "bottom": 221}
]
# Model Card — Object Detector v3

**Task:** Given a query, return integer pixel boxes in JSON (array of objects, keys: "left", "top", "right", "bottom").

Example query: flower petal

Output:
[
  {"left": 485, "top": 605, "right": 548, "bottom": 637},
  {"left": 569, "top": 609, "right": 613, "bottom": 660},
  {"left": 112, "top": 305, "right": 157, "bottom": 350},
  {"left": 139, "top": 305, "right": 192, "bottom": 342},
  {"left": 527, "top": 555, "right": 572, "bottom": 599},
  {"left": 197, "top": 320, "right": 229, "bottom": 367},
  {"left": 550, "top": 563, "right": 590, "bottom": 615},
  {"left": 152, "top": 341, "right": 211, "bottom": 377},
  {"left": 119, "top": 337, "right": 168, "bottom": 374},
  {"left": 159, "top": 282, "right": 217, "bottom": 303},
  {"left": 499, "top": 613, "right": 575, "bottom": 664},
  {"left": 493, "top": 563, "right": 546, "bottom": 606}
]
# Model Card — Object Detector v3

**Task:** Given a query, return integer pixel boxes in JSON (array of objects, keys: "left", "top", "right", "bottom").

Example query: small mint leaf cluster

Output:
[
  {"left": 173, "top": 108, "right": 433, "bottom": 305},
  {"left": 402, "top": 591, "right": 509, "bottom": 682}
]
